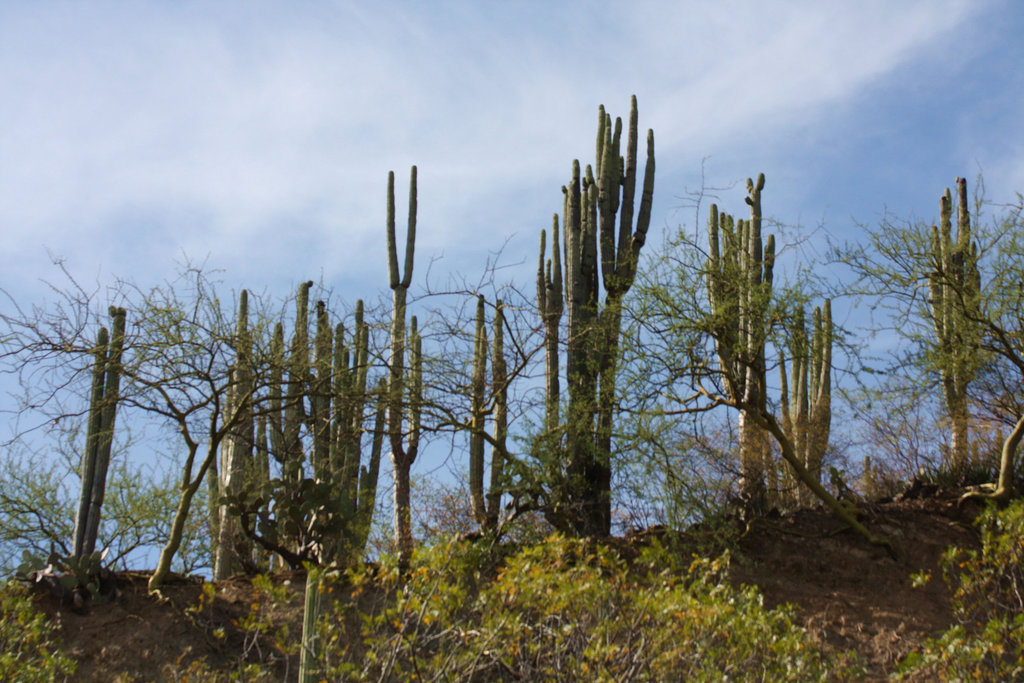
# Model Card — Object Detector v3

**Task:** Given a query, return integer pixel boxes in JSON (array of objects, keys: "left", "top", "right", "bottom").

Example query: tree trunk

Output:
[{"left": 150, "top": 443, "right": 216, "bottom": 593}]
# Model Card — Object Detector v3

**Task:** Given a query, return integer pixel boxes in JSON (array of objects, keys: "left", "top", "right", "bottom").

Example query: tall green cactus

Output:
[
  {"left": 706, "top": 174, "right": 775, "bottom": 510},
  {"left": 214, "top": 291, "right": 256, "bottom": 579},
  {"left": 311, "top": 299, "right": 382, "bottom": 561},
  {"left": 73, "top": 306, "right": 126, "bottom": 560},
  {"left": 537, "top": 220, "right": 563, "bottom": 487},
  {"left": 468, "top": 296, "right": 508, "bottom": 529},
  {"left": 299, "top": 565, "right": 323, "bottom": 683},
  {"left": 487, "top": 299, "right": 507, "bottom": 526},
  {"left": 386, "top": 167, "right": 424, "bottom": 569},
  {"left": 537, "top": 96, "right": 654, "bottom": 536},
  {"left": 928, "top": 177, "right": 981, "bottom": 471},
  {"left": 284, "top": 281, "right": 314, "bottom": 482},
  {"left": 779, "top": 300, "right": 833, "bottom": 506},
  {"left": 469, "top": 295, "right": 488, "bottom": 526},
  {"left": 216, "top": 283, "right": 384, "bottom": 572}
]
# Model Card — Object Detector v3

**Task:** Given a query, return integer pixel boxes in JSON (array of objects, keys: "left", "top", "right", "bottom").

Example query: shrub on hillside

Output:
[
  {"left": 0, "top": 581, "right": 76, "bottom": 681},
  {"left": 898, "top": 500, "right": 1024, "bottom": 680},
  {"left": 306, "top": 535, "right": 861, "bottom": 681}
]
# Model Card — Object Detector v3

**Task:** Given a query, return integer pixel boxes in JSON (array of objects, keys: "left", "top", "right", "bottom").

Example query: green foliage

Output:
[
  {"left": 948, "top": 501, "right": 1024, "bottom": 624},
  {"left": 16, "top": 548, "right": 106, "bottom": 598},
  {"left": 0, "top": 581, "right": 76, "bottom": 681},
  {"left": 300, "top": 535, "right": 860, "bottom": 681},
  {"left": 0, "top": 447, "right": 209, "bottom": 577},
  {"left": 180, "top": 574, "right": 299, "bottom": 681},
  {"left": 898, "top": 501, "right": 1024, "bottom": 679}
]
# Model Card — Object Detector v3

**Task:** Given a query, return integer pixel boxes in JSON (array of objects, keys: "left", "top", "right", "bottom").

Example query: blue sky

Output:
[
  {"left": 1, "top": 1, "right": 1023, "bottom": 554},
  {"left": 2, "top": 0, "right": 1021, "bottom": 313}
]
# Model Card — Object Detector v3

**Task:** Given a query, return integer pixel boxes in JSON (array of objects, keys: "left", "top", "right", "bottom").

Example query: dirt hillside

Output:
[{"left": 31, "top": 491, "right": 983, "bottom": 681}]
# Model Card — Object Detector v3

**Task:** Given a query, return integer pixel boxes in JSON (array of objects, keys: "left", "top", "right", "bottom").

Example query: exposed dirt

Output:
[
  {"left": 30, "top": 490, "right": 984, "bottom": 681},
  {"left": 730, "top": 491, "right": 983, "bottom": 680}
]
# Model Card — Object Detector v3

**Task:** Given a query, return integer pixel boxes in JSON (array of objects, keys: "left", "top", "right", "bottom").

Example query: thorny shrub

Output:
[
  {"left": 301, "top": 534, "right": 861, "bottom": 681},
  {"left": 0, "top": 580, "right": 76, "bottom": 681},
  {"left": 898, "top": 500, "right": 1024, "bottom": 680}
]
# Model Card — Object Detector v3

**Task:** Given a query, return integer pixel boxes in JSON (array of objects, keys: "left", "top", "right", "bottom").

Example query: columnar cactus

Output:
[
  {"left": 220, "top": 284, "right": 383, "bottom": 570},
  {"left": 537, "top": 96, "right": 654, "bottom": 536},
  {"left": 779, "top": 300, "right": 833, "bottom": 506},
  {"left": 537, "top": 220, "right": 563, "bottom": 483},
  {"left": 706, "top": 174, "right": 775, "bottom": 510},
  {"left": 468, "top": 296, "right": 508, "bottom": 529},
  {"left": 928, "top": 177, "right": 981, "bottom": 471},
  {"left": 487, "top": 299, "right": 507, "bottom": 526},
  {"left": 299, "top": 566, "right": 323, "bottom": 683},
  {"left": 386, "top": 166, "right": 424, "bottom": 569},
  {"left": 287, "top": 281, "right": 315, "bottom": 476},
  {"left": 298, "top": 302, "right": 382, "bottom": 682},
  {"left": 214, "top": 292, "right": 255, "bottom": 579},
  {"left": 73, "top": 306, "right": 126, "bottom": 560},
  {"left": 469, "top": 295, "right": 488, "bottom": 526}
]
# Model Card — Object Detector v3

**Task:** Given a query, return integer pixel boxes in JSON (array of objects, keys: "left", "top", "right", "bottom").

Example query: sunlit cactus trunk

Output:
[
  {"left": 928, "top": 178, "right": 981, "bottom": 472},
  {"left": 74, "top": 306, "right": 126, "bottom": 560},
  {"left": 780, "top": 300, "right": 833, "bottom": 506},
  {"left": 486, "top": 300, "right": 508, "bottom": 527},
  {"left": 214, "top": 291, "right": 256, "bottom": 579},
  {"left": 706, "top": 175, "right": 775, "bottom": 511},
  {"left": 538, "top": 97, "right": 654, "bottom": 536}
]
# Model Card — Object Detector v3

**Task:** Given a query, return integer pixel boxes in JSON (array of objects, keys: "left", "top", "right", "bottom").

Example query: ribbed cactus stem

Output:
[
  {"left": 299, "top": 566, "right": 323, "bottom": 683},
  {"left": 537, "top": 219, "right": 562, "bottom": 436},
  {"left": 386, "top": 167, "right": 422, "bottom": 569},
  {"left": 539, "top": 97, "right": 654, "bottom": 536},
  {"left": 76, "top": 306, "right": 127, "bottom": 560},
  {"left": 779, "top": 300, "right": 833, "bottom": 506},
  {"left": 73, "top": 325, "right": 109, "bottom": 560},
  {"left": 215, "top": 291, "right": 255, "bottom": 579},
  {"left": 267, "top": 322, "right": 286, "bottom": 462},
  {"left": 311, "top": 300, "right": 332, "bottom": 478},
  {"left": 284, "top": 281, "right": 314, "bottom": 480},
  {"left": 928, "top": 177, "right": 979, "bottom": 471},
  {"left": 486, "top": 299, "right": 507, "bottom": 526},
  {"left": 253, "top": 413, "right": 271, "bottom": 569},
  {"left": 355, "top": 380, "right": 387, "bottom": 551},
  {"left": 469, "top": 295, "right": 488, "bottom": 526},
  {"left": 706, "top": 175, "right": 774, "bottom": 509}
]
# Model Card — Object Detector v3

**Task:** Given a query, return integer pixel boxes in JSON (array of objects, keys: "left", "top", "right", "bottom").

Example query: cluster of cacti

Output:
[
  {"left": 468, "top": 295, "right": 508, "bottom": 529},
  {"left": 927, "top": 177, "right": 981, "bottom": 471},
  {"left": 386, "top": 166, "right": 424, "bottom": 569},
  {"left": 73, "top": 306, "right": 126, "bottom": 560},
  {"left": 300, "top": 168, "right": 426, "bottom": 679},
  {"left": 705, "top": 174, "right": 775, "bottom": 509},
  {"left": 779, "top": 300, "right": 833, "bottom": 506},
  {"left": 537, "top": 96, "right": 654, "bottom": 536},
  {"left": 210, "top": 284, "right": 385, "bottom": 578}
]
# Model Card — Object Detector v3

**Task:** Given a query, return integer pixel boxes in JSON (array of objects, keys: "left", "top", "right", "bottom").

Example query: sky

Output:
[
  {"left": 2, "top": 0, "right": 1022, "bottom": 314},
  {"left": 2, "top": 1, "right": 1024, "bottom": 512},
  {"left": 1, "top": 0, "right": 1023, "bottom": 570}
]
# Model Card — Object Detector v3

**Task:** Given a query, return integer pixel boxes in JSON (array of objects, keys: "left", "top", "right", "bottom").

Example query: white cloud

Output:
[{"left": 0, "top": 0, "right": 1003, "bottom": 301}]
